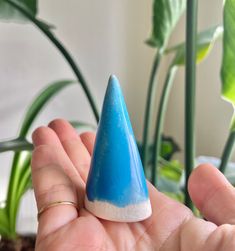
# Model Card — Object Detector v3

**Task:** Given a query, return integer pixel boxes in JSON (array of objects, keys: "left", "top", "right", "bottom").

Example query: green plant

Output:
[
  {"left": 0, "top": 0, "right": 99, "bottom": 239},
  {"left": 142, "top": 0, "right": 234, "bottom": 212},
  {"left": 0, "top": 80, "right": 95, "bottom": 239},
  {"left": 0, "top": 0, "right": 235, "bottom": 242}
]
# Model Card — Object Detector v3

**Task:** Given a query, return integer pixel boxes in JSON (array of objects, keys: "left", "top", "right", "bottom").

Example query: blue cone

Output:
[{"left": 85, "top": 75, "right": 152, "bottom": 222}]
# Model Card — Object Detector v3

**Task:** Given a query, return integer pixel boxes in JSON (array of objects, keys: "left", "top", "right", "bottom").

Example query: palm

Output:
[
  {"left": 35, "top": 186, "right": 191, "bottom": 251},
  {"left": 32, "top": 120, "right": 235, "bottom": 251},
  {"left": 38, "top": 212, "right": 154, "bottom": 250}
]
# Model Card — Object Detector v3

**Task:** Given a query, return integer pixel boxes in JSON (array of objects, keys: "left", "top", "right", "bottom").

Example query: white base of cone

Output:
[{"left": 84, "top": 195, "right": 152, "bottom": 222}]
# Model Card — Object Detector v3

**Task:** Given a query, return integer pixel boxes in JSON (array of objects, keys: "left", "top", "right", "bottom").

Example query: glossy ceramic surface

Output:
[{"left": 86, "top": 75, "right": 149, "bottom": 207}]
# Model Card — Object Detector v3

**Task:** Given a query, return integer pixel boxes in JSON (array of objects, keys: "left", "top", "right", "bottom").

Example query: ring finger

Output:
[{"left": 31, "top": 127, "right": 82, "bottom": 241}]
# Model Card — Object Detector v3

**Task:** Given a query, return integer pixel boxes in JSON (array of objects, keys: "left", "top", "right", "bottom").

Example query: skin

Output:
[{"left": 31, "top": 119, "right": 235, "bottom": 251}]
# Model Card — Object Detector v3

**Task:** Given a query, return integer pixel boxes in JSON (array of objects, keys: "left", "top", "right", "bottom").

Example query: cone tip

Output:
[
  {"left": 108, "top": 74, "right": 120, "bottom": 89},
  {"left": 109, "top": 74, "right": 118, "bottom": 82}
]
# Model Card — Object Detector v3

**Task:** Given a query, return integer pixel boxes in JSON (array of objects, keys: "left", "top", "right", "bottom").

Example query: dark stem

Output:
[
  {"left": 152, "top": 66, "right": 177, "bottom": 185},
  {"left": 0, "top": 138, "right": 33, "bottom": 153},
  {"left": 184, "top": 0, "right": 198, "bottom": 209},
  {"left": 219, "top": 130, "right": 235, "bottom": 173},
  {"left": 5, "top": 0, "right": 99, "bottom": 123},
  {"left": 142, "top": 49, "right": 163, "bottom": 173}
]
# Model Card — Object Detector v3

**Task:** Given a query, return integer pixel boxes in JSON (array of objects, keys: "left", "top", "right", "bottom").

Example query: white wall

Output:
[{"left": 0, "top": 0, "right": 233, "bottom": 233}]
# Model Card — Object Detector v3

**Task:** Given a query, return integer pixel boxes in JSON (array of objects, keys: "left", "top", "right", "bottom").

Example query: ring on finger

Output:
[{"left": 37, "top": 201, "right": 79, "bottom": 220}]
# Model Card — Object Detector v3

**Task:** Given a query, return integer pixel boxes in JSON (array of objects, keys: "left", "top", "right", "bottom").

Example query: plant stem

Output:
[
  {"left": 142, "top": 49, "right": 163, "bottom": 173},
  {"left": 5, "top": 0, "right": 99, "bottom": 123},
  {"left": 185, "top": 0, "right": 198, "bottom": 209},
  {"left": 9, "top": 156, "right": 31, "bottom": 237},
  {"left": 219, "top": 129, "right": 235, "bottom": 173},
  {"left": 0, "top": 138, "right": 33, "bottom": 152},
  {"left": 152, "top": 66, "right": 177, "bottom": 185},
  {"left": 17, "top": 156, "right": 31, "bottom": 200},
  {"left": 7, "top": 152, "right": 31, "bottom": 236},
  {"left": 6, "top": 153, "right": 20, "bottom": 237}
]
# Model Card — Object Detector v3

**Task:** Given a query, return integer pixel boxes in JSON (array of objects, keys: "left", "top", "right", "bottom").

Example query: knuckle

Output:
[
  {"left": 31, "top": 145, "right": 53, "bottom": 168},
  {"left": 32, "top": 144, "right": 51, "bottom": 158},
  {"left": 37, "top": 182, "right": 76, "bottom": 208},
  {"left": 38, "top": 183, "right": 73, "bottom": 199}
]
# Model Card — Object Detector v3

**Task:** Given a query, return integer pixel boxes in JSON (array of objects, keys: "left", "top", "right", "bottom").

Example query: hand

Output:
[{"left": 31, "top": 119, "right": 235, "bottom": 251}]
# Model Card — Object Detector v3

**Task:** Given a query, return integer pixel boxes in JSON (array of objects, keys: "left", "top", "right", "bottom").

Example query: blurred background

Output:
[{"left": 0, "top": 0, "right": 232, "bottom": 234}]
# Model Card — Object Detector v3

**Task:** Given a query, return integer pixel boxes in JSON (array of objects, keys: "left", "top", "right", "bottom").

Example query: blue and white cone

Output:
[{"left": 85, "top": 75, "right": 152, "bottom": 222}]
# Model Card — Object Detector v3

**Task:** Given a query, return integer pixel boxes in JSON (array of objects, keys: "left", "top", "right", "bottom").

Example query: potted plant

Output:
[{"left": 0, "top": 0, "right": 235, "bottom": 250}]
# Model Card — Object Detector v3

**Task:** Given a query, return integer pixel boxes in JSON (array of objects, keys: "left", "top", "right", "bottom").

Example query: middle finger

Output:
[{"left": 49, "top": 119, "right": 92, "bottom": 182}]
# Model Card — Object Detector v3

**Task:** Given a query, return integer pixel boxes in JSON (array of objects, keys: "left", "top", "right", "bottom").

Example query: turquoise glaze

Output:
[{"left": 86, "top": 75, "right": 149, "bottom": 207}]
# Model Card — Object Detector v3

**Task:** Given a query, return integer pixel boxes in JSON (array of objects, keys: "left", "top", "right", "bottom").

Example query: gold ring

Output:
[{"left": 37, "top": 201, "right": 79, "bottom": 220}]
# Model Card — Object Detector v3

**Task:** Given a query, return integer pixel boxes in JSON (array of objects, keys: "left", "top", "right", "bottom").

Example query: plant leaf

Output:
[
  {"left": 137, "top": 135, "right": 180, "bottom": 168},
  {"left": 161, "top": 135, "right": 180, "bottom": 160},
  {"left": 16, "top": 154, "right": 31, "bottom": 200},
  {"left": 0, "top": 208, "right": 10, "bottom": 237},
  {"left": 0, "top": 0, "right": 37, "bottom": 22},
  {"left": 5, "top": 80, "right": 75, "bottom": 234},
  {"left": 167, "top": 25, "right": 223, "bottom": 66},
  {"left": 19, "top": 80, "right": 75, "bottom": 137},
  {"left": 0, "top": 137, "right": 33, "bottom": 153},
  {"left": 221, "top": 0, "right": 235, "bottom": 130},
  {"left": 159, "top": 158, "right": 183, "bottom": 182},
  {"left": 146, "top": 0, "right": 186, "bottom": 48}
]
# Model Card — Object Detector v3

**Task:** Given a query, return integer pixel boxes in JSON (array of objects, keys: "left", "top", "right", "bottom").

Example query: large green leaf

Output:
[
  {"left": 19, "top": 80, "right": 75, "bottom": 137},
  {"left": 167, "top": 25, "right": 223, "bottom": 66},
  {"left": 0, "top": 0, "right": 37, "bottom": 22},
  {"left": 221, "top": 0, "right": 235, "bottom": 130},
  {"left": 1, "top": 0, "right": 54, "bottom": 31},
  {"left": 147, "top": 0, "right": 186, "bottom": 48}
]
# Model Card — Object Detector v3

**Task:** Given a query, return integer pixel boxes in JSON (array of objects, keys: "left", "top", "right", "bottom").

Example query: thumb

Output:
[{"left": 188, "top": 164, "right": 235, "bottom": 225}]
